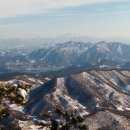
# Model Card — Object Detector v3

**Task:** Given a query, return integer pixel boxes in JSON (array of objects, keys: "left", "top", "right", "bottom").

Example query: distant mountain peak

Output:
[{"left": 59, "top": 33, "right": 81, "bottom": 38}]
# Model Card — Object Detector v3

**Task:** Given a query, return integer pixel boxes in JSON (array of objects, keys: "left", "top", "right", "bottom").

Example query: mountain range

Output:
[
  {"left": 1, "top": 40, "right": 130, "bottom": 76},
  {"left": 28, "top": 41, "right": 130, "bottom": 68}
]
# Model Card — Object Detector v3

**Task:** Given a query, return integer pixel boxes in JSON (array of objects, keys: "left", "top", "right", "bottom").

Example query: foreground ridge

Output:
[{"left": 1, "top": 70, "right": 130, "bottom": 129}]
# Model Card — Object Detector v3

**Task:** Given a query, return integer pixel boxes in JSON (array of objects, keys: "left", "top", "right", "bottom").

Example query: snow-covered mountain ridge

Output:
[{"left": 29, "top": 41, "right": 130, "bottom": 67}]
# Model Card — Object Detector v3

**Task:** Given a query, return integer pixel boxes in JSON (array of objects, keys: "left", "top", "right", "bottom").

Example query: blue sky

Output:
[{"left": 0, "top": 0, "right": 130, "bottom": 38}]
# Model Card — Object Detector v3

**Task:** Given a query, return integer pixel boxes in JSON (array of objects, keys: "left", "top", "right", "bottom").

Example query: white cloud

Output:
[
  {"left": 0, "top": 0, "right": 127, "bottom": 19},
  {"left": 113, "top": 9, "right": 129, "bottom": 14}
]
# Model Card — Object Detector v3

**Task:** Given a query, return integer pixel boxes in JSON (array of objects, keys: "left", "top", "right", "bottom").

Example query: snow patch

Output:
[
  {"left": 18, "top": 88, "right": 27, "bottom": 99},
  {"left": 116, "top": 105, "right": 124, "bottom": 111}
]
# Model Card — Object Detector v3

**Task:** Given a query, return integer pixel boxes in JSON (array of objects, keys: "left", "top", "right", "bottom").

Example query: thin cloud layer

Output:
[{"left": 0, "top": 0, "right": 126, "bottom": 18}]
